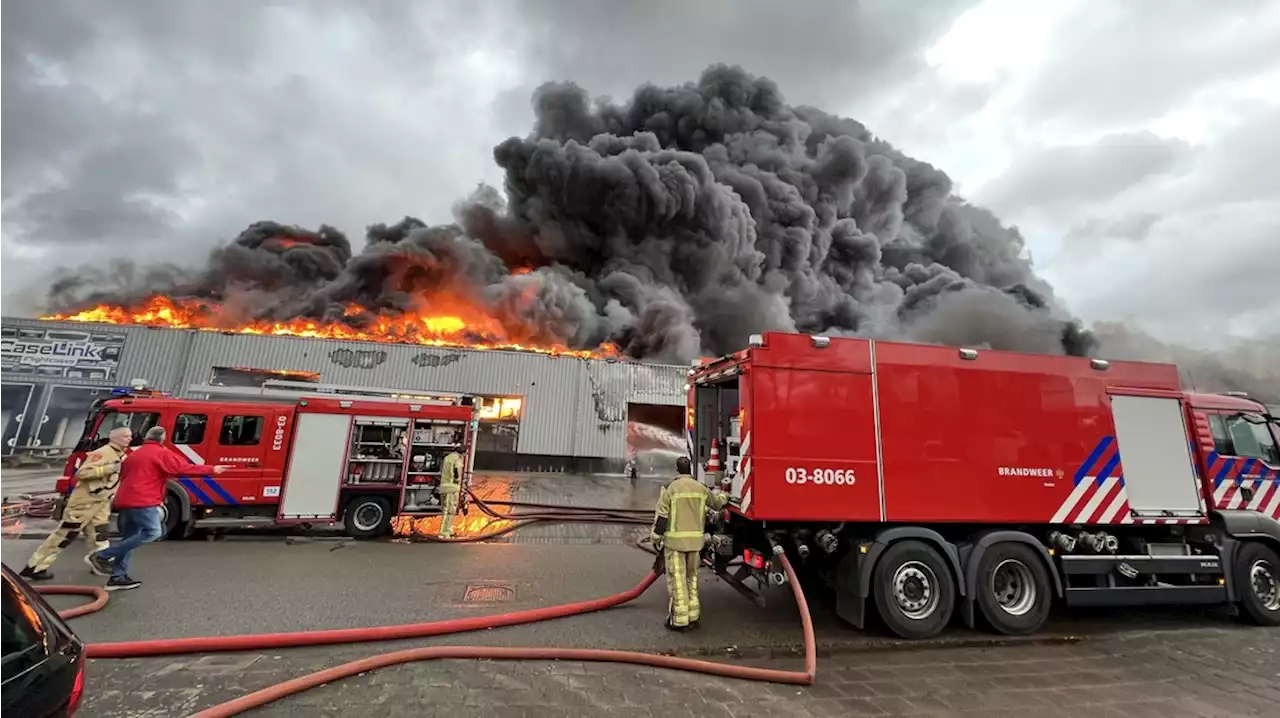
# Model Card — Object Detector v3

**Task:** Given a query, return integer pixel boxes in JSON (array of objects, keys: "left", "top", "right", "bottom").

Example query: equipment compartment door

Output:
[
  {"left": 1109, "top": 394, "right": 1204, "bottom": 515},
  {"left": 278, "top": 412, "right": 353, "bottom": 520}
]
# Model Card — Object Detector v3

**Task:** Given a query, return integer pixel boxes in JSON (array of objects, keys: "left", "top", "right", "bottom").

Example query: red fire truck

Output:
[
  {"left": 688, "top": 331, "right": 1280, "bottom": 639},
  {"left": 57, "top": 380, "right": 479, "bottom": 539}
]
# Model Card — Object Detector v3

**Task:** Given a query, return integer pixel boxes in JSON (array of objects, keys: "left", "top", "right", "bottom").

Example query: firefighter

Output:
[
  {"left": 20, "top": 427, "right": 133, "bottom": 582},
  {"left": 437, "top": 450, "right": 464, "bottom": 538},
  {"left": 651, "top": 455, "right": 728, "bottom": 631}
]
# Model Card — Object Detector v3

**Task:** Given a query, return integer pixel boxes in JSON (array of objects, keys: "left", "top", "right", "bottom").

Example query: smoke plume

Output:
[{"left": 49, "top": 64, "right": 1117, "bottom": 363}]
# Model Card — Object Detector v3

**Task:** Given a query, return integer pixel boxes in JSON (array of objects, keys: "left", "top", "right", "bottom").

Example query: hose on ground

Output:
[
  {"left": 36, "top": 492, "right": 815, "bottom": 718},
  {"left": 41, "top": 553, "right": 813, "bottom": 718},
  {"left": 404, "top": 489, "right": 652, "bottom": 543},
  {"left": 4, "top": 494, "right": 59, "bottom": 519}
]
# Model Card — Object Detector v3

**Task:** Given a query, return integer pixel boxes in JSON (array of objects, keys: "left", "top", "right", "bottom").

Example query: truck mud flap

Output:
[{"left": 714, "top": 561, "right": 767, "bottom": 608}]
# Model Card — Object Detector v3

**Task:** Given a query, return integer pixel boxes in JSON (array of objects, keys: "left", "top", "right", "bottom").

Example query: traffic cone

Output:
[{"left": 707, "top": 439, "right": 723, "bottom": 485}]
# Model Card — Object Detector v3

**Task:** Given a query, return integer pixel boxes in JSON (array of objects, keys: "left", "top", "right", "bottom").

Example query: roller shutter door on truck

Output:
[{"left": 1109, "top": 394, "right": 1205, "bottom": 517}]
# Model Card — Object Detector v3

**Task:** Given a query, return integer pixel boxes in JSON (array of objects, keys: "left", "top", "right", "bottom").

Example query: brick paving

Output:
[{"left": 85, "top": 625, "right": 1278, "bottom": 717}]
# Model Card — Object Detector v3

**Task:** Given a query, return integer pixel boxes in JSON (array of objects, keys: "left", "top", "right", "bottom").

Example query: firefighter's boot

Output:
[{"left": 19, "top": 566, "right": 53, "bottom": 582}]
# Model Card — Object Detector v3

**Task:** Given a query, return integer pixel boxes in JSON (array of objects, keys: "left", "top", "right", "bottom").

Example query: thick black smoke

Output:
[{"left": 50, "top": 64, "right": 1098, "bottom": 362}]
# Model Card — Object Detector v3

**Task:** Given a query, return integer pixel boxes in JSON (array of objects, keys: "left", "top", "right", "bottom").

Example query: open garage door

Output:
[{"left": 627, "top": 403, "right": 685, "bottom": 476}]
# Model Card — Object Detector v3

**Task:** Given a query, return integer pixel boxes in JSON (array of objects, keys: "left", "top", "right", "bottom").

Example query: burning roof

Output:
[{"left": 46, "top": 294, "right": 620, "bottom": 360}]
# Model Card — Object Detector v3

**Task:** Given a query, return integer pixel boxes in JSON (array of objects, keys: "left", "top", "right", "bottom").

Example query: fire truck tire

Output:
[
  {"left": 160, "top": 492, "right": 189, "bottom": 541},
  {"left": 871, "top": 540, "right": 956, "bottom": 640},
  {"left": 343, "top": 496, "right": 392, "bottom": 539},
  {"left": 973, "top": 542, "right": 1052, "bottom": 635},
  {"left": 1234, "top": 541, "right": 1280, "bottom": 626}
]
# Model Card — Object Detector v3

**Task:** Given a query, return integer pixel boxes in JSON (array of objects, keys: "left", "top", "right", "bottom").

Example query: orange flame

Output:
[
  {"left": 391, "top": 476, "right": 516, "bottom": 539},
  {"left": 44, "top": 295, "right": 620, "bottom": 359}
]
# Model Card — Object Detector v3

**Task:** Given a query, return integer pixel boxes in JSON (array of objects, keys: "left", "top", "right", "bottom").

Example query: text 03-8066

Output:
[{"left": 785, "top": 468, "right": 856, "bottom": 486}]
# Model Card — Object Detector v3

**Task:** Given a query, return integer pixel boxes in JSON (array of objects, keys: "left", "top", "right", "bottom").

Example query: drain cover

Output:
[{"left": 463, "top": 584, "right": 515, "bottom": 603}]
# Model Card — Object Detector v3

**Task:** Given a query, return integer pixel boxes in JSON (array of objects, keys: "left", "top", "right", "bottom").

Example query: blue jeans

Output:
[{"left": 96, "top": 507, "right": 163, "bottom": 579}]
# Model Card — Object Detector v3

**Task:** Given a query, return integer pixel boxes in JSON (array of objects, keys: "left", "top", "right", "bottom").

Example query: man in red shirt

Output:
[{"left": 88, "top": 426, "right": 227, "bottom": 591}]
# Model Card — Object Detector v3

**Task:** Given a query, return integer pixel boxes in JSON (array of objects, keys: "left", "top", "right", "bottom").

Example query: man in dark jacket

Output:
[{"left": 88, "top": 426, "right": 226, "bottom": 591}]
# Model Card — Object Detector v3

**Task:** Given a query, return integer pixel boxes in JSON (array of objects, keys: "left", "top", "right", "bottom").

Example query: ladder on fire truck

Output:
[{"left": 185, "top": 379, "right": 476, "bottom": 407}]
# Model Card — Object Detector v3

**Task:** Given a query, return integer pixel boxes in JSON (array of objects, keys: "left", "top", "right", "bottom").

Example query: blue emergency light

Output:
[{"left": 109, "top": 386, "right": 170, "bottom": 398}]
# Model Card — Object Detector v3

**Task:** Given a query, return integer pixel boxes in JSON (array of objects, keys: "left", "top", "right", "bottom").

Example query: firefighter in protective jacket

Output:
[
  {"left": 20, "top": 427, "right": 133, "bottom": 582},
  {"left": 437, "top": 450, "right": 464, "bottom": 538},
  {"left": 651, "top": 455, "right": 728, "bottom": 630}
]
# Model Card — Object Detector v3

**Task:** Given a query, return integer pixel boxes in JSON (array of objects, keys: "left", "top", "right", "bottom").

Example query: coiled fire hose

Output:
[{"left": 36, "top": 497, "right": 816, "bottom": 718}]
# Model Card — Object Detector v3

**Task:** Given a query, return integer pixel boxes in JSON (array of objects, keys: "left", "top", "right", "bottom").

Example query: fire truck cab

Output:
[
  {"left": 688, "top": 331, "right": 1280, "bottom": 639},
  {"left": 58, "top": 380, "right": 479, "bottom": 539}
]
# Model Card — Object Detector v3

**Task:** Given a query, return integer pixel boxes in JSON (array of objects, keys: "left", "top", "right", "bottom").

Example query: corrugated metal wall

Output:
[
  {"left": 630, "top": 362, "right": 689, "bottom": 405},
  {"left": 2, "top": 318, "right": 687, "bottom": 459}
]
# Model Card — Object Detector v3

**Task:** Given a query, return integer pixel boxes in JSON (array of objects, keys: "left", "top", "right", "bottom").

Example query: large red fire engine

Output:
[
  {"left": 57, "top": 380, "right": 480, "bottom": 539},
  {"left": 688, "top": 331, "right": 1280, "bottom": 639}
]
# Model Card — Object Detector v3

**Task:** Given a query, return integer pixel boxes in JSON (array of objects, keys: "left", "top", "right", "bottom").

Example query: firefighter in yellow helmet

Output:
[
  {"left": 651, "top": 455, "right": 728, "bottom": 630},
  {"left": 437, "top": 450, "right": 464, "bottom": 538},
  {"left": 20, "top": 427, "right": 133, "bottom": 582}
]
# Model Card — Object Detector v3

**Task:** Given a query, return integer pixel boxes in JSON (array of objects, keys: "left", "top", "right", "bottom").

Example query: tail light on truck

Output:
[{"left": 743, "top": 548, "right": 768, "bottom": 570}]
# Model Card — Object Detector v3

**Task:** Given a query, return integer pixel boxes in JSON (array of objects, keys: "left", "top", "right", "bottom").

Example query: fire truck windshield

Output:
[{"left": 73, "top": 407, "right": 162, "bottom": 452}]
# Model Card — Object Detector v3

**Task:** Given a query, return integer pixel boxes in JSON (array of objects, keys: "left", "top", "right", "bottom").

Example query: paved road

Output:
[
  {"left": 78, "top": 627, "right": 1280, "bottom": 717},
  {"left": 8, "top": 533, "right": 1278, "bottom": 717},
  {"left": 4, "top": 471, "right": 1278, "bottom": 716}
]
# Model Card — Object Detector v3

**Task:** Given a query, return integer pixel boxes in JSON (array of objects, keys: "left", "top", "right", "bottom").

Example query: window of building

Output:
[
  {"left": 209, "top": 367, "right": 320, "bottom": 388},
  {"left": 477, "top": 396, "right": 522, "bottom": 422},
  {"left": 173, "top": 414, "right": 208, "bottom": 445},
  {"left": 219, "top": 415, "right": 264, "bottom": 446},
  {"left": 1208, "top": 414, "right": 1280, "bottom": 464}
]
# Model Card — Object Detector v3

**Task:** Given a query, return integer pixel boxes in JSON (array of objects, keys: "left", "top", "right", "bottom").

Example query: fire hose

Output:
[{"left": 36, "top": 497, "right": 816, "bottom": 718}]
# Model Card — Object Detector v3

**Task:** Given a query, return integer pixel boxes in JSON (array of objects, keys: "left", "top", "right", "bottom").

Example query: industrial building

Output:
[{"left": 0, "top": 317, "right": 688, "bottom": 472}]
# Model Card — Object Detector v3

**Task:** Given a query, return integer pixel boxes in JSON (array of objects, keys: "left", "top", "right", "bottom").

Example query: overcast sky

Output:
[{"left": 3, "top": 0, "right": 1278, "bottom": 349}]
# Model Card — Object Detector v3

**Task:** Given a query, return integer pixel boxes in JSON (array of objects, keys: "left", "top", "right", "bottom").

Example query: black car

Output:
[{"left": 1, "top": 562, "right": 86, "bottom": 717}]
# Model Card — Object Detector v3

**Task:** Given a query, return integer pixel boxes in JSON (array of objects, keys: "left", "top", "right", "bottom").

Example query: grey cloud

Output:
[
  {"left": 1020, "top": 1, "right": 1280, "bottom": 127},
  {"left": 1096, "top": 322, "right": 1280, "bottom": 404},
  {"left": 1067, "top": 204, "right": 1280, "bottom": 343},
  {"left": 1063, "top": 213, "right": 1162, "bottom": 245},
  {"left": 507, "top": 0, "right": 977, "bottom": 109},
  {"left": 1191, "top": 103, "right": 1280, "bottom": 206},
  {"left": 975, "top": 132, "right": 1195, "bottom": 216}
]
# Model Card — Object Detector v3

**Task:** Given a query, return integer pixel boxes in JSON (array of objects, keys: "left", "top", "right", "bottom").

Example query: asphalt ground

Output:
[{"left": 3, "top": 470, "right": 1278, "bottom": 716}]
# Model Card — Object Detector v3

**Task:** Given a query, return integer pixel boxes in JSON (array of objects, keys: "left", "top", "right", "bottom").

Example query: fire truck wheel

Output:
[
  {"left": 974, "top": 542, "right": 1052, "bottom": 635},
  {"left": 343, "top": 496, "right": 392, "bottom": 539},
  {"left": 871, "top": 540, "right": 956, "bottom": 640},
  {"left": 1235, "top": 541, "right": 1280, "bottom": 626},
  {"left": 159, "top": 492, "right": 186, "bottom": 540}
]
